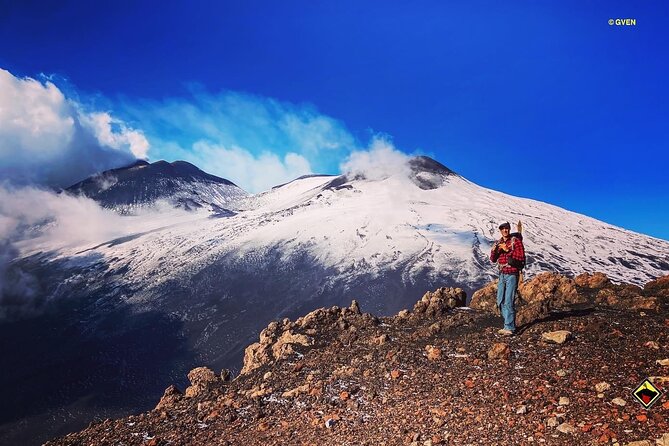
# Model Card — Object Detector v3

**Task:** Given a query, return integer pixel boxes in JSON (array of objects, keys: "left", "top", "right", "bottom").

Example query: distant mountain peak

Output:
[
  {"left": 322, "top": 155, "right": 457, "bottom": 191},
  {"left": 65, "top": 159, "right": 247, "bottom": 213},
  {"left": 408, "top": 155, "right": 456, "bottom": 176},
  {"left": 407, "top": 155, "right": 457, "bottom": 190},
  {"left": 127, "top": 159, "right": 150, "bottom": 169}
]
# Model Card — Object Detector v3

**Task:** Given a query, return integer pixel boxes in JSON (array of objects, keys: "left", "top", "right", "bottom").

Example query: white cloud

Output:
[
  {"left": 0, "top": 185, "right": 128, "bottom": 320},
  {"left": 188, "top": 141, "right": 312, "bottom": 193},
  {"left": 0, "top": 68, "right": 147, "bottom": 187},
  {"left": 0, "top": 184, "right": 196, "bottom": 320},
  {"left": 340, "top": 136, "right": 411, "bottom": 181},
  {"left": 120, "top": 89, "right": 358, "bottom": 190},
  {"left": 0, "top": 69, "right": 75, "bottom": 160},
  {"left": 0, "top": 186, "right": 128, "bottom": 249},
  {"left": 79, "top": 112, "right": 150, "bottom": 159}
]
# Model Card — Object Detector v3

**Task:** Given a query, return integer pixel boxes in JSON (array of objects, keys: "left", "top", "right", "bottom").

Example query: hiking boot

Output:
[{"left": 498, "top": 328, "right": 514, "bottom": 336}]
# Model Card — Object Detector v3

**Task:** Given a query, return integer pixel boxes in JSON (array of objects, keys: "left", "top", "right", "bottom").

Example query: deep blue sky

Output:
[{"left": 1, "top": 1, "right": 668, "bottom": 240}]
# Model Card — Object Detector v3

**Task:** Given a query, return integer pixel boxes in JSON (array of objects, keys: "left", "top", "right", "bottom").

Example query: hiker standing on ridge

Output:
[{"left": 490, "top": 221, "right": 526, "bottom": 336}]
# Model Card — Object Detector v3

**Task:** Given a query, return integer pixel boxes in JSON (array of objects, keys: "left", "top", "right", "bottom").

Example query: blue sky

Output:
[{"left": 1, "top": 1, "right": 668, "bottom": 240}]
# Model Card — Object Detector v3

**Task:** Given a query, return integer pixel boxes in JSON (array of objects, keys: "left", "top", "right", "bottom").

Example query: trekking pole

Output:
[{"left": 517, "top": 220, "right": 523, "bottom": 285}]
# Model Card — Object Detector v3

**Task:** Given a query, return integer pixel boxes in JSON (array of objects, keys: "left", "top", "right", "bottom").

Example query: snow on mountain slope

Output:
[
  {"left": 66, "top": 159, "right": 248, "bottom": 214},
  {"left": 54, "top": 157, "right": 667, "bottom": 299}
]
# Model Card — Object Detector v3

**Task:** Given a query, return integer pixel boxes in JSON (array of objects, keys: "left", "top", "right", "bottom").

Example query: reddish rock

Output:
[
  {"left": 595, "top": 286, "right": 659, "bottom": 311},
  {"left": 517, "top": 272, "right": 583, "bottom": 306},
  {"left": 487, "top": 342, "right": 511, "bottom": 360},
  {"left": 185, "top": 367, "right": 218, "bottom": 398},
  {"left": 470, "top": 281, "right": 499, "bottom": 314},
  {"left": 574, "top": 272, "right": 610, "bottom": 289},
  {"left": 644, "top": 274, "right": 669, "bottom": 299},
  {"left": 425, "top": 345, "right": 441, "bottom": 361},
  {"left": 516, "top": 300, "right": 551, "bottom": 327},
  {"left": 412, "top": 287, "right": 467, "bottom": 318},
  {"left": 155, "top": 385, "right": 182, "bottom": 411}
]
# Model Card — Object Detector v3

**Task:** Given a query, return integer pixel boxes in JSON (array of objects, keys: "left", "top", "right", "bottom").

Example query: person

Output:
[{"left": 490, "top": 221, "right": 526, "bottom": 335}]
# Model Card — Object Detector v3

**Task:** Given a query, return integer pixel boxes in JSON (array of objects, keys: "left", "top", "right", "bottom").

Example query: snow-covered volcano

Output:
[
  {"left": 3, "top": 155, "right": 668, "bottom": 445},
  {"left": 52, "top": 155, "right": 668, "bottom": 299},
  {"left": 65, "top": 159, "right": 247, "bottom": 214}
]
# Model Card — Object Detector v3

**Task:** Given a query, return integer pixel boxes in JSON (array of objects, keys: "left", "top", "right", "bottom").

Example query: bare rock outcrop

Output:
[
  {"left": 185, "top": 367, "right": 218, "bottom": 398},
  {"left": 155, "top": 384, "right": 182, "bottom": 411},
  {"left": 574, "top": 272, "right": 610, "bottom": 289},
  {"left": 471, "top": 272, "right": 581, "bottom": 325},
  {"left": 470, "top": 271, "right": 663, "bottom": 328},
  {"left": 469, "top": 281, "right": 499, "bottom": 314},
  {"left": 241, "top": 300, "right": 378, "bottom": 375},
  {"left": 644, "top": 274, "right": 669, "bottom": 300},
  {"left": 517, "top": 272, "right": 584, "bottom": 307},
  {"left": 45, "top": 274, "right": 669, "bottom": 446},
  {"left": 487, "top": 342, "right": 511, "bottom": 360},
  {"left": 515, "top": 300, "right": 551, "bottom": 327},
  {"left": 411, "top": 287, "right": 467, "bottom": 318},
  {"left": 593, "top": 281, "right": 659, "bottom": 311}
]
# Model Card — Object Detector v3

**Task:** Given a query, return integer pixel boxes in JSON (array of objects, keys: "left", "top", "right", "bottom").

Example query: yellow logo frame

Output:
[{"left": 632, "top": 378, "right": 663, "bottom": 409}]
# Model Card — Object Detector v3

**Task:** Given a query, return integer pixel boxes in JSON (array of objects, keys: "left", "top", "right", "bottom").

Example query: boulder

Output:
[
  {"left": 644, "top": 274, "right": 669, "bottom": 299},
  {"left": 655, "top": 433, "right": 669, "bottom": 446},
  {"left": 541, "top": 330, "right": 571, "bottom": 344},
  {"left": 487, "top": 342, "right": 511, "bottom": 360},
  {"left": 188, "top": 367, "right": 217, "bottom": 386},
  {"left": 595, "top": 285, "right": 659, "bottom": 311},
  {"left": 556, "top": 422, "right": 576, "bottom": 434},
  {"left": 425, "top": 345, "right": 441, "bottom": 361},
  {"left": 241, "top": 330, "right": 314, "bottom": 375},
  {"left": 412, "top": 287, "right": 467, "bottom": 318},
  {"left": 574, "top": 272, "right": 610, "bottom": 289},
  {"left": 515, "top": 300, "right": 551, "bottom": 327},
  {"left": 155, "top": 384, "right": 182, "bottom": 410},
  {"left": 271, "top": 330, "right": 313, "bottom": 360},
  {"left": 241, "top": 342, "right": 274, "bottom": 375},
  {"left": 469, "top": 281, "right": 499, "bottom": 315},
  {"left": 518, "top": 272, "right": 583, "bottom": 307},
  {"left": 185, "top": 367, "right": 218, "bottom": 398}
]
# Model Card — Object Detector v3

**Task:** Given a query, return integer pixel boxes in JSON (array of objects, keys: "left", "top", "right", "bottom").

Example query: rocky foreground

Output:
[{"left": 47, "top": 273, "right": 669, "bottom": 446}]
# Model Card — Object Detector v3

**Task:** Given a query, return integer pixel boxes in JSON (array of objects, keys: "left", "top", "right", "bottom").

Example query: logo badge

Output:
[{"left": 632, "top": 378, "right": 663, "bottom": 409}]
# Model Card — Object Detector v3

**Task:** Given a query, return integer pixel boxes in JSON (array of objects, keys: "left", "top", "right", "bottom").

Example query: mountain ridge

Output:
[
  {"left": 65, "top": 159, "right": 247, "bottom": 213},
  {"left": 45, "top": 271, "right": 669, "bottom": 445}
]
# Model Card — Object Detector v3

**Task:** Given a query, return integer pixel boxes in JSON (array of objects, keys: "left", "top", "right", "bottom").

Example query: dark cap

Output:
[{"left": 498, "top": 222, "right": 511, "bottom": 230}]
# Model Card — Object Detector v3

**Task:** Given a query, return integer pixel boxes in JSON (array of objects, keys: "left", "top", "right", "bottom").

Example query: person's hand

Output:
[{"left": 497, "top": 242, "right": 509, "bottom": 252}]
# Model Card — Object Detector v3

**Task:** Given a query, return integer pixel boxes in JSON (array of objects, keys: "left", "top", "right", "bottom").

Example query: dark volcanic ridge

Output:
[
  {"left": 65, "top": 159, "right": 245, "bottom": 212},
  {"left": 47, "top": 273, "right": 669, "bottom": 446},
  {"left": 323, "top": 155, "right": 457, "bottom": 192}
]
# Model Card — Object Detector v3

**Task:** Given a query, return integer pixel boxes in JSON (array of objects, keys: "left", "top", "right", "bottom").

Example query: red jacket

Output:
[{"left": 490, "top": 236, "right": 525, "bottom": 274}]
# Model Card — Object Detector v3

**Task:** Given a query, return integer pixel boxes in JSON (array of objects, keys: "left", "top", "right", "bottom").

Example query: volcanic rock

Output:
[
  {"left": 412, "top": 287, "right": 466, "bottom": 318},
  {"left": 644, "top": 274, "right": 669, "bottom": 299},
  {"left": 575, "top": 272, "right": 610, "bottom": 289},
  {"left": 155, "top": 385, "right": 182, "bottom": 411},
  {"left": 487, "top": 342, "right": 511, "bottom": 360},
  {"left": 185, "top": 367, "right": 218, "bottom": 398},
  {"left": 44, "top": 274, "right": 669, "bottom": 446},
  {"left": 541, "top": 330, "right": 572, "bottom": 344},
  {"left": 518, "top": 272, "right": 583, "bottom": 306},
  {"left": 469, "top": 281, "right": 499, "bottom": 314}
]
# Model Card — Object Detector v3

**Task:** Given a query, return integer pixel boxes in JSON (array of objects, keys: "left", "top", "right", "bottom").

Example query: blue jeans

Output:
[{"left": 497, "top": 273, "right": 518, "bottom": 331}]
